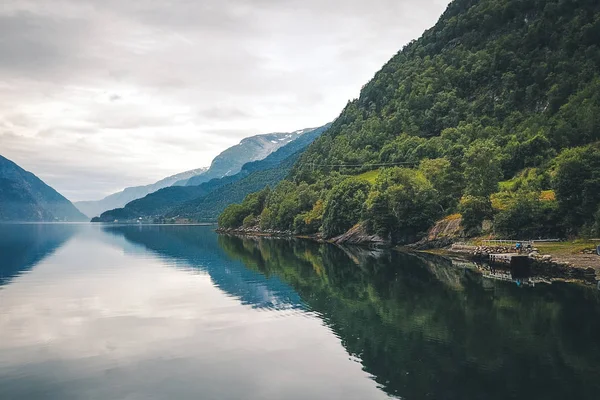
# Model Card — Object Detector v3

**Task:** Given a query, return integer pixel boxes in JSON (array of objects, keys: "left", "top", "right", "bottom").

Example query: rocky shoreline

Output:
[
  {"left": 446, "top": 243, "right": 598, "bottom": 280},
  {"left": 215, "top": 226, "right": 599, "bottom": 280},
  {"left": 216, "top": 223, "right": 389, "bottom": 247}
]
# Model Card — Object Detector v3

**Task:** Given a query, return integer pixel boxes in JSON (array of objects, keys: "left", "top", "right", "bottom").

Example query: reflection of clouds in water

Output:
[
  {"left": 102, "top": 225, "right": 305, "bottom": 311},
  {"left": 0, "top": 227, "right": 388, "bottom": 400}
]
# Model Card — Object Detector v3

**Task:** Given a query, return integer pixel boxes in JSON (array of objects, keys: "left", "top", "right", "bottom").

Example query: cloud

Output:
[{"left": 0, "top": 0, "right": 450, "bottom": 201}]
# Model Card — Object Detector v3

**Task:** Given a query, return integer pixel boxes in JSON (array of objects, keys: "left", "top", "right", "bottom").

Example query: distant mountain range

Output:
[
  {"left": 77, "top": 129, "right": 311, "bottom": 218},
  {"left": 0, "top": 155, "right": 87, "bottom": 222},
  {"left": 182, "top": 128, "right": 315, "bottom": 186},
  {"left": 166, "top": 124, "right": 331, "bottom": 221},
  {"left": 92, "top": 124, "right": 330, "bottom": 222},
  {"left": 74, "top": 167, "right": 208, "bottom": 218}
]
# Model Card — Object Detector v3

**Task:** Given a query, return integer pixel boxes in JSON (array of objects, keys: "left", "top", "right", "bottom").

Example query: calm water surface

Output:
[{"left": 1, "top": 224, "right": 599, "bottom": 400}]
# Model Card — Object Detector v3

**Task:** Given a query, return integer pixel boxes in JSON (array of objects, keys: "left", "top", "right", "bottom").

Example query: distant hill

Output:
[
  {"left": 182, "top": 128, "right": 317, "bottom": 186},
  {"left": 92, "top": 124, "right": 329, "bottom": 222},
  {"left": 166, "top": 151, "right": 301, "bottom": 222},
  {"left": 0, "top": 155, "right": 87, "bottom": 222},
  {"left": 74, "top": 167, "right": 208, "bottom": 218},
  {"left": 167, "top": 124, "right": 331, "bottom": 221}
]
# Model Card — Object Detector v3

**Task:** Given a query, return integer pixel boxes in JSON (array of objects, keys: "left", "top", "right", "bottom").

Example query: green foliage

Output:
[
  {"left": 463, "top": 140, "right": 502, "bottom": 197},
  {"left": 294, "top": 199, "right": 325, "bottom": 235},
  {"left": 418, "top": 158, "right": 464, "bottom": 211},
  {"left": 552, "top": 143, "right": 600, "bottom": 234},
  {"left": 592, "top": 207, "right": 600, "bottom": 237},
  {"left": 218, "top": 0, "right": 600, "bottom": 241},
  {"left": 355, "top": 169, "right": 380, "bottom": 183},
  {"left": 217, "top": 204, "right": 247, "bottom": 229},
  {"left": 322, "top": 178, "right": 371, "bottom": 238},
  {"left": 242, "top": 214, "right": 256, "bottom": 228},
  {"left": 493, "top": 191, "right": 561, "bottom": 239},
  {"left": 364, "top": 168, "right": 440, "bottom": 243},
  {"left": 458, "top": 195, "right": 493, "bottom": 235},
  {"left": 218, "top": 187, "right": 270, "bottom": 229}
]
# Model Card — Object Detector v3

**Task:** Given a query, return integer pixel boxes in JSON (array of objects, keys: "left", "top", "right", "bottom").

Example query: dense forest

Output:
[{"left": 219, "top": 0, "right": 600, "bottom": 242}]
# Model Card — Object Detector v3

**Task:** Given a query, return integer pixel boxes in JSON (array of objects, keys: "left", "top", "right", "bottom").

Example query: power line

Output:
[{"left": 303, "top": 161, "right": 418, "bottom": 168}]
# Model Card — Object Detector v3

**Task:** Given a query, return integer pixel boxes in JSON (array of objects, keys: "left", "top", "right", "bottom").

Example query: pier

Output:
[{"left": 489, "top": 253, "right": 529, "bottom": 264}]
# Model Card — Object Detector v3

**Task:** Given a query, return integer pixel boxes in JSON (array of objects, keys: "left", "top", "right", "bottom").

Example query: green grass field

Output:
[
  {"left": 355, "top": 169, "right": 380, "bottom": 183},
  {"left": 534, "top": 240, "right": 597, "bottom": 255}
]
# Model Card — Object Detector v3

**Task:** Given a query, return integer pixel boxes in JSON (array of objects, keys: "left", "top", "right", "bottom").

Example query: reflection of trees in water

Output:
[
  {"left": 218, "top": 235, "right": 600, "bottom": 400},
  {"left": 0, "top": 224, "right": 76, "bottom": 286}
]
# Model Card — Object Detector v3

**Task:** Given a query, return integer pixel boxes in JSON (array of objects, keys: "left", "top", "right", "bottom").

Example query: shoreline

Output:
[{"left": 216, "top": 227, "right": 600, "bottom": 282}]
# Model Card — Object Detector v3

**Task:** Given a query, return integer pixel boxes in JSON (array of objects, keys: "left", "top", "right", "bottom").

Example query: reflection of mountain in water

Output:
[
  {"left": 218, "top": 235, "right": 600, "bottom": 400},
  {"left": 0, "top": 224, "right": 76, "bottom": 286},
  {"left": 102, "top": 225, "right": 303, "bottom": 310}
]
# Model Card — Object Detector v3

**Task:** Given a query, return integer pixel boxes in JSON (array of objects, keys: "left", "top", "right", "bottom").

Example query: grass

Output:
[
  {"left": 498, "top": 178, "right": 518, "bottom": 191},
  {"left": 460, "top": 237, "right": 598, "bottom": 253},
  {"left": 355, "top": 169, "right": 380, "bottom": 183},
  {"left": 534, "top": 240, "right": 597, "bottom": 255}
]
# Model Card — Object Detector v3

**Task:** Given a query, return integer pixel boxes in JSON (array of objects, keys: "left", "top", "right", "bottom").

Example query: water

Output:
[{"left": 1, "top": 224, "right": 599, "bottom": 400}]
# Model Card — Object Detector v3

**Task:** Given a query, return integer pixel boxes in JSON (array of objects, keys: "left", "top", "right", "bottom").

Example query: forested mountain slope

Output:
[
  {"left": 165, "top": 150, "right": 302, "bottom": 222},
  {"left": 75, "top": 167, "right": 207, "bottom": 218},
  {"left": 93, "top": 124, "right": 329, "bottom": 222},
  {"left": 0, "top": 155, "right": 87, "bottom": 222},
  {"left": 219, "top": 0, "right": 600, "bottom": 242},
  {"left": 182, "top": 128, "right": 317, "bottom": 187}
]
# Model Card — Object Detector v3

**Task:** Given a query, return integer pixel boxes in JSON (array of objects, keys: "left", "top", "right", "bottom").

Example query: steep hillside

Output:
[
  {"left": 219, "top": 0, "right": 600, "bottom": 242},
  {"left": 166, "top": 151, "right": 302, "bottom": 222},
  {"left": 75, "top": 167, "right": 207, "bottom": 218},
  {"left": 183, "top": 128, "right": 317, "bottom": 187},
  {"left": 0, "top": 155, "right": 87, "bottom": 222},
  {"left": 93, "top": 124, "right": 329, "bottom": 222}
]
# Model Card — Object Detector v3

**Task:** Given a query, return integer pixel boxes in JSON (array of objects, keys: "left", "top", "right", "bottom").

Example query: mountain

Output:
[
  {"left": 165, "top": 150, "right": 302, "bottom": 222},
  {"left": 219, "top": 0, "right": 600, "bottom": 242},
  {"left": 182, "top": 129, "right": 316, "bottom": 186},
  {"left": 74, "top": 167, "right": 208, "bottom": 218},
  {"left": 92, "top": 124, "right": 329, "bottom": 222},
  {"left": 165, "top": 124, "right": 332, "bottom": 221},
  {"left": 0, "top": 155, "right": 87, "bottom": 222}
]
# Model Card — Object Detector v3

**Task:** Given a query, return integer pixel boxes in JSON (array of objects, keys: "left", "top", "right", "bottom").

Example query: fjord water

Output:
[{"left": 1, "top": 225, "right": 599, "bottom": 400}]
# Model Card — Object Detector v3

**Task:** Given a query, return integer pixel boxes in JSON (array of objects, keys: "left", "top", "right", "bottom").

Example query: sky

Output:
[{"left": 0, "top": 0, "right": 450, "bottom": 202}]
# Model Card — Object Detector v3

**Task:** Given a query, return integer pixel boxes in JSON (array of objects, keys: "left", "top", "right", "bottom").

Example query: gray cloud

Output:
[{"left": 0, "top": 0, "right": 450, "bottom": 201}]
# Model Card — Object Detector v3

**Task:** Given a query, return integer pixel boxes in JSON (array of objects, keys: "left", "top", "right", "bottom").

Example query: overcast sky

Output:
[{"left": 0, "top": 0, "right": 449, "bottom": 201}]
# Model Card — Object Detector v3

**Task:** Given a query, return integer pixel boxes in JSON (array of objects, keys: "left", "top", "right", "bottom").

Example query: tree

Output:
[
  {"left": 364, "top": 168, "right": 440, "bottom": 244},
  {"left": 458, "top": 195, "right": 493, "bottom": 235},
  {"left": 322, "top": 179, "right": 371, "bottom": 237},
  {"left": 493, "top": 191, "right": 560, "bottom": 239},
  {"left": 463, "top": 140, "right": 502, "bottom": 198},
  {"left": 553, "top": 143, "right": 600, "bottom": 234},
  {"left": 419, "top": 157, "right": 464, "bottom": 212}
]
